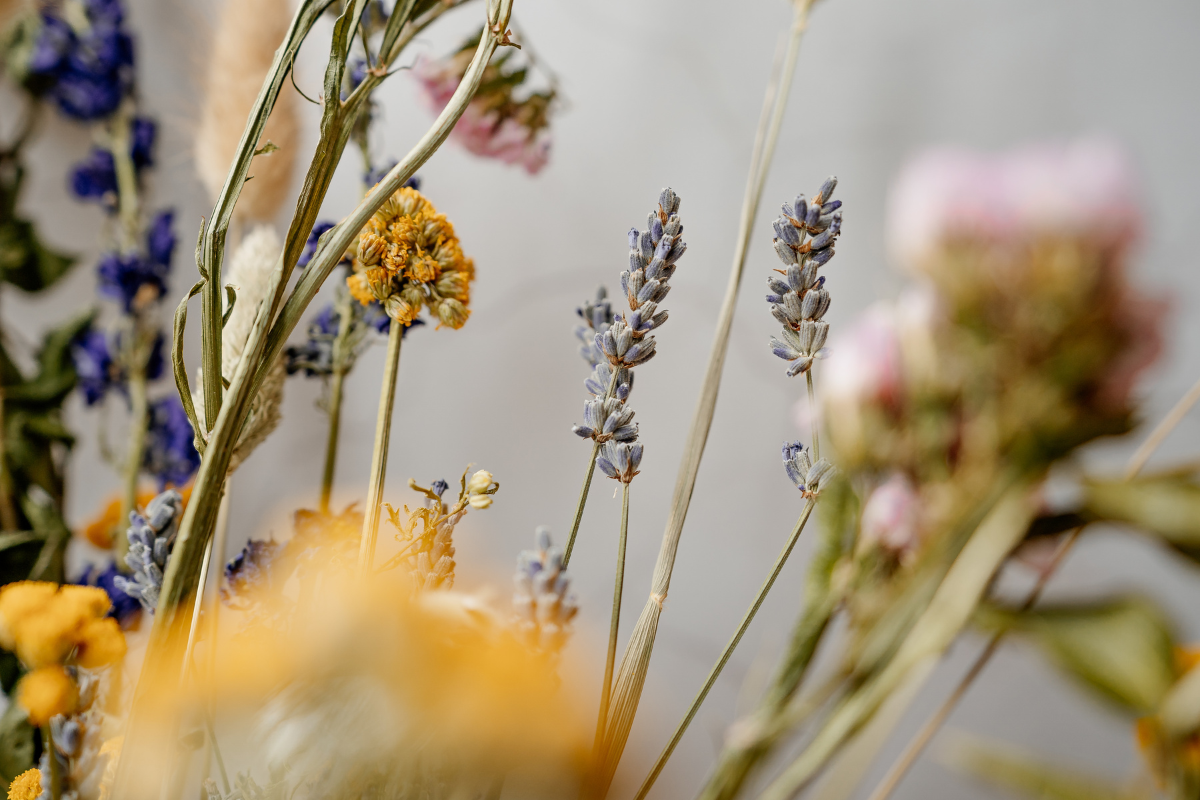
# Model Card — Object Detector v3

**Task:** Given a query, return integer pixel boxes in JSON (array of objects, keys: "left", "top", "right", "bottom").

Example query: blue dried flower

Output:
[
  {"left": 69, "top": 147, "right": 118, "bottom": 207},
  {"left": 430, "top": 479, "right": 450, "bottom": 498},
  {"left": 767, "top": 177, "right": 842, "bottom": 377},
  {"left": 221, "top": 538, "right": 280, "bottom": 607},
  {"left": 596, "top": 440, "right": 643, "bottom": 483},
  {"left": 27, "top": 0, "right": 134, "bottom": 120},
  {"left": 298, "top": 221, "right": 336, "bottom": 268},
  {"left": 145, "top": 209, "right": 176, "bottom": 267},
  {"left": 113, "top": 489, "right": 184, "bottom": 612},
  {"left": 142, "top": 395, "right": 199, "bottom": 488},
  {"left": 512, "top": 527, "right": 578, "bottom": 653},
  {"left": 71, "top": 328, "right": 118, "bottom": 405},
  {"left": 781, "top": 441, "right": 834, "bottom": 495},
  {"left": 284, "top": 298, "right": 418, "bottom": 377},
  {"left": 77, "top": 561, "right": 141, "bottom": 626},
  {"left": 97, "top": 252, "right": 167, "bottom": 311},
  {"left": 129, "top": 115, "right": 156, "bottom": 167}
]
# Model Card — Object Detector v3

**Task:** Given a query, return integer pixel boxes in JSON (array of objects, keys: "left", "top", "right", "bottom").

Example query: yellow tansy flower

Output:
[
  {"left": 0, "top": 582, "right": 58, "bottom": 651},
  {"left": 18, "top": 665, "right": 79, "bottom": 725},
  {"left": 75, "top": 617, "right": 126, "bottom": 669},
  {"left": 348, "top": 186, "right": 476, "bottom": 330},
  {"left": 6, "top": 767, "right": 41, "bottom": 800},
  {"left": 13, "top": 585, "right": 111, "bottom": 669}
]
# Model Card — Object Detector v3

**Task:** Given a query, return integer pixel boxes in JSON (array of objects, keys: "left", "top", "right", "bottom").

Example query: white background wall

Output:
[{"left": 4, "top": 0, "right": 1200, "bottom": 797}]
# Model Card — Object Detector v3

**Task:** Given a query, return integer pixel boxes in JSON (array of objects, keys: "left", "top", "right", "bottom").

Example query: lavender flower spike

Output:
[
  {"left": 113, "top": 489, "right": 185, "bottom": 612},
  {"left": 576, "top": 286, "right": 616, "bottom": 366},
  {"left": 597, "top": 441, "right": 644, "bottom": 484},
  {"left": 513, "top": 527, "right": 579, "bottom": 654},
  {"left": 767, "top": 177, "right": 844, "bottom": 377},
  {"left": 782, "top": 441, "right": 834, "bottom": 496}
]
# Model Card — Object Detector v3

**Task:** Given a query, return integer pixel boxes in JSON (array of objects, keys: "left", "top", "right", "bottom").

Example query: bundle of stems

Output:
[{"left": 115, "top": 0, "right": 515, "bottom": 791}]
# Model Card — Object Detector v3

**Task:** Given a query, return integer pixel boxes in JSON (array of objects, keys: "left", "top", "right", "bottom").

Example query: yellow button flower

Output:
[
  {"left": 75, "top": 617, "right": 127, "bottom": 669},
  {"left": 348, "top": 186, "right": 475, "bottom": 330},
  {"left": 18, "top": 665, "right": 79, "bottom": 725},
  {"left": 6, "top": 767, "right": 41, "bottom": 800},
  {"left": 0, "top": 582, "right": 58, "bottom": 651}
]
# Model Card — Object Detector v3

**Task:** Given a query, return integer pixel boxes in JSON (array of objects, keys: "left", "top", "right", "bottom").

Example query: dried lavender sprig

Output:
[
  {"left": 113, "top": 489, "right": 184, "bottom": 612},
  {"left": 781, "top": 441, "right": 835, "bottom": 496},
  {"left": 563, "top": 190, "right": 686, "bottom": 564},
  {"left": 767, "top": 177, "right": 841, "bottom": 377},
  {"left": 513, "top": 527, "right": 579, "bottom": 654}
]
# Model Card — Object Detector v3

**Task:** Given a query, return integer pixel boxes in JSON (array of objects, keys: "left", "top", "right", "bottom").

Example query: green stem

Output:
[
  {"left": 117, "top": 361, "right": 148, "bottom": 566},
  {"left": 806, "top": 369, "right": 819, "bottom": 461},
  {"left": 320, "top": 294, "right": 355, "bottom": 513},
  {"left": 0, "top": 385, "right": 19, "bottom": 532},
  {"left": 592, "top": 481, "right": 631, "bottom": 765},
  {"left": 109, "top": 106, "right": 140, "bottom": 252},
  {"left": 44, "top": 724, "right": 61, "bottom": 800},
  {"left": 358, "top": 319, "right": 403, "bottom": 575},
  {"left": 115, "top": 6, "right": 514, "bottom": 793},
  {"left": 563, "top": 366, "right": 621, "bottom": 567},
  {"left": 634, "top": 498, "right": 816, "bottom": 800}
]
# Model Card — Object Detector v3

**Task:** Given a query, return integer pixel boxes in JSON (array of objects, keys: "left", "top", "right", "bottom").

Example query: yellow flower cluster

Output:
[
  {"left": 6, "top": 768, "right": 40, "bottom": 800},
  {"left": 347, "top": 186, "right": 475, "bottom": 329},
  {"left": 0, "top": 582, "right": 126, "bottom": 725}
]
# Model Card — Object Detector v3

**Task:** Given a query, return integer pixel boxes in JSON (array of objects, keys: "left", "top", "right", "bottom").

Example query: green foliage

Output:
[
  {"left": 945, "top": 734, "right": 1147, "bottom": 800},
  {"left": 0, "top": 160, "right": 76, "bottom": 293},
  {"left": 976, "top": 595, "right": 1178, "bottom": 714},
  {"left": 1083, "top": 472, "right": 1200, "bottom": 564},
  {"left": 0, "top": 700, "right": 33, "bottom": 793}
]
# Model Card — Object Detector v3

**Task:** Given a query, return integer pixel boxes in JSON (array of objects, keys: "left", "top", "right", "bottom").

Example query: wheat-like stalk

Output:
[{"left": 195, "top": 0, "right": 299, "bottom": 221}]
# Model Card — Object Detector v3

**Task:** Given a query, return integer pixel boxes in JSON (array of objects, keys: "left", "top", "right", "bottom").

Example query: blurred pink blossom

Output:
[
  {"left": 415, "top": 57, "right": 551, "bottom": 175},
  {"left": 887, "top": 138, "right": 1141, "bottom": 269},
  {"left": 820, "top": 302, "right": 903, "bottom": 408},
  {"left": 860, "top": 473, "right": 920, "bottom": 554}
]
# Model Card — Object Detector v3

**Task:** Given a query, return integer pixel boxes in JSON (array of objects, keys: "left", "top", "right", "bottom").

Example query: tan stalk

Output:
[
  {"left": 591, "top": 2, "right": 815, "bottom": 792},
  {"left": 357, "top": 319, "right": 404, "bottom": 574}
]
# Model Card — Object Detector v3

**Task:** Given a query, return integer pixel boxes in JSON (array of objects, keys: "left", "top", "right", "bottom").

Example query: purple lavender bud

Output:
[
  {"left": 809, "top": 229, "right": 834, "bottom": 251},
  {"left": 774, "top": 239, "right": 798, "bottom": 266},
  {"left": 816, "top": 176, "right": 838, "bottom": 203},
  {"left": 628, "top": 228, "right": 640, "bottom": 250},
  {"left": 596, "top": 455, "right": 618, "bottom": 479},
  {"left": 782, "top": 202, "right": 795, "bottom": 219},
  {"left": 659, "top": 187, "right": 680, "bottom": 215},
  {"left": 805, "top": 203, "right": 822, "bottom": 229},
  {"left": 821, "top": 200, "right": 842, "bottom": 214},
  {"left": 786, "top": 357, "right": 813, "bottom": 377},
  {"left": 649, "top": 215, "right": 664, "bottom": 243},
  {"left": 639, "top": 231, "right": 654, "bottom": 262},
  {"left": 665, "top": 239, "right": 686, "bottom": 265},
  {"left": 793, "top": 196, "right": 808, "bottom": 222},
  {"left": 773, "top": 218, "right": 801, "bottom": 247},
  {"left": 786, "top": 263, "right": 806, "bottom": 293},
  {"left": 771, "top": 336, "right": 801, "bottom": 361},
  {"left": 810, "top": 247, "right": 835, "bottom": 267},
  {"left": 768, "top": 276, "right": 790, "bottom": 296},
  {"left": 770, "top": 304, "right": 791, "bottom": 327}
]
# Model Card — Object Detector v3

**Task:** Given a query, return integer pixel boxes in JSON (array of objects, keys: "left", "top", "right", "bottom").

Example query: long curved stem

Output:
[
  {"left": 634, "top": 498, "right": 816, "bottom": 799},
  {"left": 593, "top": 482, "right": 631, "bottom": 765},
  {"left": 358, "top": 319, "right": 404, "bottom": 575},
  {"left": 117, "top": 364, "right": 148, "bottom": 565},
  {"left": 593, "top": 3, "right": 814, "bottom": 793},
  {"left": 864, "top": 372, "right": 1200, "bottom": 800},
  {"left": 806, "top": 370, "right": 819, "bottom": 461}
]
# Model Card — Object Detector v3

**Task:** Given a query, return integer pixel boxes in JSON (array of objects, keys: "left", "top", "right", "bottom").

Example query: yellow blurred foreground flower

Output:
[
  {"left": 7, "top": 767, "right": 41, "bottom": 800},
  {"left": 17, "top": 665, "right": 78, "bottom": 725}
]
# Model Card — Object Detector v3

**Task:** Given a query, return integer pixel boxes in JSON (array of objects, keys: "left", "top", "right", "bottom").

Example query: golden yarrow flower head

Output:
[
  {"left": 18, "top": 665, "right": 79, "bottom": 725},
  {"left": 348, "top": 186, "right": 475, "bottom": 330},
  {"left": 0, "top": 582, "right": 126, "bottom": 670},
  {"left": 7, "top": 767, "right": 41, "bottom": 800}
]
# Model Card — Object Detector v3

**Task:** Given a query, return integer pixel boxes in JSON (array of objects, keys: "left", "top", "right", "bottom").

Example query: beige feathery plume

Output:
[
  {"left": 0, "top": 0, "right": 30, "bottom": 35},
  {"left": 194, "top": 0, "right": 299, "bottom": 221},
  {"left": 194, "top": 225, "right": 286, "bottom": 472}
]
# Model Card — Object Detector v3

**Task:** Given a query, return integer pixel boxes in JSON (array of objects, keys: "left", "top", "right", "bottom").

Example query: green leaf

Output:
[
  {"left": 976, "top": 596, "right": 1177, "bottom": 714},
  {"left": 943, "top": 733, "right": 1148, "bottom": 800},
  {"left": 0, "top": 218, "right": 76, "bottom": 293},
  {"left": 0, "top": 696, "right": 33, "bottom": 790},
  {"left": 1083, "top": 474, "right": 1200, "bottom": 562}
]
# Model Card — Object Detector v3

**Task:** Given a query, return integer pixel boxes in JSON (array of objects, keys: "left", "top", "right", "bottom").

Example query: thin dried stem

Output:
[
  {"left": 593, "top": 2, "right": 814, "bottom": 792},
  {"left": 358, "top": 319, "right": 404, "bottom": 574},
  {"left": 564, "top": 366, "right": 620, "bottom": 566},
  {"left": 320, "top": 292, "right": 356, "bottom": 512},
  {"left": 806, "top": 370, "right": 820, "bottom": 461},
  {"left": 635, "top": 498, "right": 817, "bottom": 800},
  {"left": 593, "top": 482, "right": 631, "bottom": 766}
]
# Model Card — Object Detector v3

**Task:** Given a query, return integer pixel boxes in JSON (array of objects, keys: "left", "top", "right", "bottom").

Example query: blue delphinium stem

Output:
[
  {"left": 109, "top": 105, "right": 140, "bottom": 250},
  {"left": 593, "top": 480, "right": 631, "bottom": 763},
  {"left": 117, "top": 362, "right": 148, "bottom": 565}
]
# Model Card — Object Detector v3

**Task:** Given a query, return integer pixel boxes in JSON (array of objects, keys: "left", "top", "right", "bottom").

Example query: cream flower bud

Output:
[{"left": 467, "top": 470, "right": 494, "bottom": 495}]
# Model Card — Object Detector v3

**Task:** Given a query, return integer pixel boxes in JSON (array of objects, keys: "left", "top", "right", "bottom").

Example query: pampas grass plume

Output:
[{"left": 195, "top": 0, "right": 299, "bottom": 222}]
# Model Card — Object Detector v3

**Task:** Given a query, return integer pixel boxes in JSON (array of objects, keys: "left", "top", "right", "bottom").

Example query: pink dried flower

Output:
[
  {"left": 888, "top": 138, "right": 1141, "bottom": 269},
  {"left": 414, "top": 53, "right": 553, "bottom": 175},
  {"left": 821, "top": 302, "right": 903, "bottom": 409},
  {"left": 859, "top": 473, "right": 921, "bottom": 554}
]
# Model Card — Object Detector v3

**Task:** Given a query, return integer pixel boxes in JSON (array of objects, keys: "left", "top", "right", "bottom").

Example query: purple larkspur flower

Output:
[
  {"left": 142, "top": 395, "right": 199, "bottom": 488},
  {"left": 97, "top": 252, "right": 167, "bottom": 311},
  {"left": 71, "top": 328, "right": 118, "bottom": 405},
  {"left": 69, "top": 148, "right": 119, "bottom": 207},
  {"left": 145, "top": 209, "right": 175, "bottom": 267}
]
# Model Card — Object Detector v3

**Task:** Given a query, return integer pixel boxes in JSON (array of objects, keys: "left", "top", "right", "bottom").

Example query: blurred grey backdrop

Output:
[{"left": 4, "top": 0, "right": 1200, "bottom": 797}]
